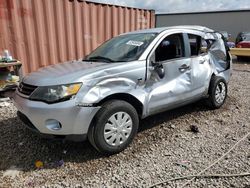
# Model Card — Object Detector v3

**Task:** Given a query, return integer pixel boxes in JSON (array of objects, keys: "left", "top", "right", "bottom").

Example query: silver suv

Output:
[{"left": 13, "top": 26, "right": 232, "bottom": 154}]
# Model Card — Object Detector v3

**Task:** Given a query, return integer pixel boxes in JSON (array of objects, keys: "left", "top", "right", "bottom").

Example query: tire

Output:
[
  {"left": 207, "top": 76, "right": 228, "bottom": 109},
  {"left": 88, "top": 100, "right": 139, "bottom": 154}
]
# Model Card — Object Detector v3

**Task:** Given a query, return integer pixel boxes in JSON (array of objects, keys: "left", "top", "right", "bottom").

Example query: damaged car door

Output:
[
  {"left": 187, "top": 33, "right": 212, "bottom": 96},
  {"left": 207, "top": 34, "right": 232, "bottom": 82},
  {"left": 146, "top": 33, "right": 193, "bottom": 115}
]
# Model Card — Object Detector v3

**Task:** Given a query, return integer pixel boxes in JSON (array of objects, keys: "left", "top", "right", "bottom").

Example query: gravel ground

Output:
[{"left": 0, "top": 61, "right": 249, "bottom": 188}]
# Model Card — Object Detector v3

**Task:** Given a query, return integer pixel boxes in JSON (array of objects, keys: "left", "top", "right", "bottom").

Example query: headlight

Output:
[{"left": 30, "top": 83, "right": 82, "bottom": 104}]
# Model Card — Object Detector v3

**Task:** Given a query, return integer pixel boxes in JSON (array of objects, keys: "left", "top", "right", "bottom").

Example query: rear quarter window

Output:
[{"left": 188, "top": 34, "right": 207, "bottom": 56}]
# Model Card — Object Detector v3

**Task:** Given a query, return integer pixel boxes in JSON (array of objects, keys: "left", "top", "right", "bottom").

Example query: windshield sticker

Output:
[{"left": 126, "top": 40, "right": 144, "bottom": 46}]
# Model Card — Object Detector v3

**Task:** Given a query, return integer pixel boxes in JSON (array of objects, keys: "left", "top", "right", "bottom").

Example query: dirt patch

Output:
[{"left": 0, "top": 63, "right": 249, "bottom": 188}]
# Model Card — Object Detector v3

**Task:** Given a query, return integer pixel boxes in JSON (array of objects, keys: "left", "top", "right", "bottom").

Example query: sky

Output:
[{"left": 87, "top": 0, "right": 250, "bottom": 13}]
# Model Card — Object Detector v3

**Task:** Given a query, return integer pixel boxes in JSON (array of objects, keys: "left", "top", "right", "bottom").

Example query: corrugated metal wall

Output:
[{"left": 0, "top": 0, "right": 155, "bottom": 74}]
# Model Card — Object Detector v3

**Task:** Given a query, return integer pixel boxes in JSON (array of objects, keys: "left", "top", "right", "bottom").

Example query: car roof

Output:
[
  {"left": 125, "top": 25, "right": 214, "bottom": 34},
  {"left": 238, "top": 32, "right": 250, "bottom": 35}
]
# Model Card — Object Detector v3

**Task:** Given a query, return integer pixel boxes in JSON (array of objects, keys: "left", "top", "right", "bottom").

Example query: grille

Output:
[{"left": 18, "top": 82, "right": 37, "bottom": 96}]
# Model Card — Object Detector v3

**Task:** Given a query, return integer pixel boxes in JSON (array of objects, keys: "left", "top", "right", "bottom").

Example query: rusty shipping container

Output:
[{"left": 0, "top": 0, "right": 155, "bottom": 74}]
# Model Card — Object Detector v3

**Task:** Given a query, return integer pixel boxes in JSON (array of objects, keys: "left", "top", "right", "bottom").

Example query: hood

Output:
[{"left": 22, "top": 60, "right": 112, "bottom": 86}]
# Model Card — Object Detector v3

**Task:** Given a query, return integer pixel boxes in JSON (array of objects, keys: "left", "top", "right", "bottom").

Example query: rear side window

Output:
[
  {"left": 188, "top": 34, "right": 207, "bottom": 56},
  {"left": 155, "top": 33, "right": 185, "bottom": 62}
]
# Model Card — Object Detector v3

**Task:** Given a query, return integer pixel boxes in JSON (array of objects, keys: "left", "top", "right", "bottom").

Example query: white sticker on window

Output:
[{"left": 126, "top": 40, "right": 144, "bottom": 46}]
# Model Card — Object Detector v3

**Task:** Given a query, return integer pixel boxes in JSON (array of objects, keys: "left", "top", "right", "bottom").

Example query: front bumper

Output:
[{"left": 13, "top": 92, "right": 100, "bottom": 136}]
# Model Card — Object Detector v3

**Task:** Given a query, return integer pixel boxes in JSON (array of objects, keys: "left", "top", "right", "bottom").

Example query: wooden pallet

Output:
[{"left": 230, "top": 48, "right": 250, "bottom": 57}]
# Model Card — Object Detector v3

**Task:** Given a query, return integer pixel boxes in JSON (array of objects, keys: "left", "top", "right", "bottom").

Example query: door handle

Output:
[{"left": 179, "top": 64, "right": 190, "bottom": 72}]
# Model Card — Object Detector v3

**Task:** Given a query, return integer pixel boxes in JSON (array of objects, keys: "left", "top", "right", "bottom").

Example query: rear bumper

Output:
[{"left": 13, "top": 92, "right": 100, "bottom": 137}]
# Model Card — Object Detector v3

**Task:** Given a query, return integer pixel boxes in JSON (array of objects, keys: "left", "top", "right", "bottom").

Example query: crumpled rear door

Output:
[{"left": 206, "top": 33, "right": 232, "bottom": 82}]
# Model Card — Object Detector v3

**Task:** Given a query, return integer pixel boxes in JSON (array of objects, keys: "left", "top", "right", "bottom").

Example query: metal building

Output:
[
  {"left": 156, "top": 9, "right": 250, "bottom": 39},
  {"left": 0, "top": 0, "right": 155, "bottom": 74}
]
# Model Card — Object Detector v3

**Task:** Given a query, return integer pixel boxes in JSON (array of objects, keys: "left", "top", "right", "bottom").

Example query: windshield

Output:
[{"left": 85, "top": 33, "right": 157, "bottom": 62}]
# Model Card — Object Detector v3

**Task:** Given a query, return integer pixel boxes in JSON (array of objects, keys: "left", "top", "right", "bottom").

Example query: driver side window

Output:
[{"left": 155, "top": 33, "right": 185, "bottom": 62}]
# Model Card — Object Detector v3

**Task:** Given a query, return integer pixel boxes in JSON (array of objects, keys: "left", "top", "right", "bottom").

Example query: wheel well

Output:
[
  {"left": 208, "top": 73, "right": 216, "bottom": 89},
  {"left": 95, "top": 93, "right": 143, "bottom": 118},
  {"left": 210, "top": 73, "right": 216, "bottom": 81}
]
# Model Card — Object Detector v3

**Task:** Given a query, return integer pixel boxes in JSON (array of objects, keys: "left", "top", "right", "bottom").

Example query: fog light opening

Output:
[{"left": 46, "top": 119, "right": 62, "bottom": 131}]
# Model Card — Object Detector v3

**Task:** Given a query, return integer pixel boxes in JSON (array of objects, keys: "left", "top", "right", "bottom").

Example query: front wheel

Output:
[
  {"left": 88, "top": 100, "right": 139, "bottom": 154},
  {"left": 207, "top": 76, "right": 228, "bottom": 109}
]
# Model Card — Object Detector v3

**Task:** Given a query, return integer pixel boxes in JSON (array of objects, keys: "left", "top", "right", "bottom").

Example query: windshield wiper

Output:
[{"left": 88, "top": 56, "right": 115, "bottom": 62}]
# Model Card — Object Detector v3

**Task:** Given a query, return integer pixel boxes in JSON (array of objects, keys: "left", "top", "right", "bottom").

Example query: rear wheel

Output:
[
  {"left": 207, "top": 76, "right": 227, "bottom": 109},
  {"left": 88, "top": 100, "right": 139, "bottom": 154}
]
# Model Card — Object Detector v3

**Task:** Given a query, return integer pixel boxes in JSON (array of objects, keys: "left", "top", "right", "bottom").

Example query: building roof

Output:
[{"left": 156, "top": 9, "right": 250, "bottom": 16}]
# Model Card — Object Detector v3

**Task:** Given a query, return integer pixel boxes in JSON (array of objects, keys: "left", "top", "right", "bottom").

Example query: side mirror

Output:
[
  {"left": 151, "top": 60, "right": 161, "bottom": 67},
  {"left": 149, "top": 51, "right": 165, "bottom": 79},
  {"left": 155, "top": 65, "right": 165, "bottom": 79},
  {"left": 151, "top": 60, "right": 165, "bottom": 79}
]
